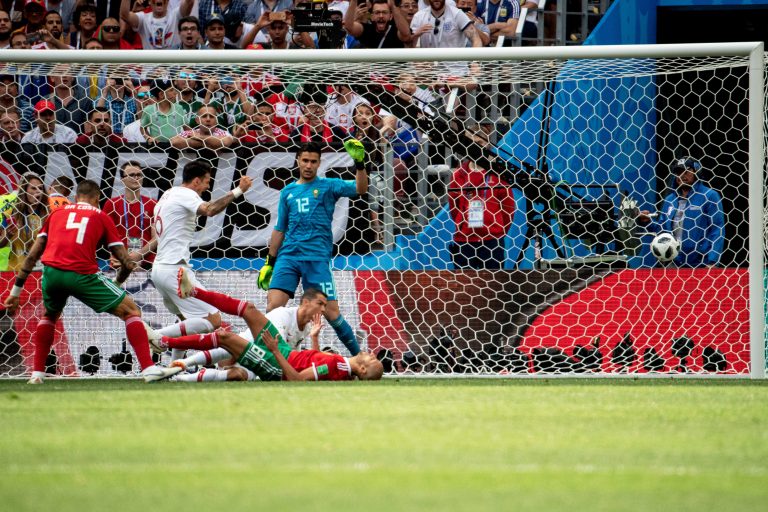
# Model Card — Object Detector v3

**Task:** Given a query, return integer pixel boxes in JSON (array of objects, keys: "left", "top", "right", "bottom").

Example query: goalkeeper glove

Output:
[
  {"left": 344, "top": 138, "right": 366, "bottom": 170},
  {"left": 258, "top": 254, "right": 276, "bottom": 291}
]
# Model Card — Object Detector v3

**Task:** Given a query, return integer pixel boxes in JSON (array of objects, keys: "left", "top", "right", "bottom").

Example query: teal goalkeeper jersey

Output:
[{"left": 275, "top": 177, "right": 358, "bottom": 261}]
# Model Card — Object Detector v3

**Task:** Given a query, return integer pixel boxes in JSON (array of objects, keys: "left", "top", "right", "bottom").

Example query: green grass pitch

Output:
[{"left": 0, "top": 378, "right": 766, "bottom": 512}]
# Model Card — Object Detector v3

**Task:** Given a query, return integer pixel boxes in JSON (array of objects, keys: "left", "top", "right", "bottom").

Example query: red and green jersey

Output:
[
  {"left": 287, "top": 350, "right": 352, "bottom": 381},
  {"left": 40, "top": 202, "right": 123, "bottom": 275}
]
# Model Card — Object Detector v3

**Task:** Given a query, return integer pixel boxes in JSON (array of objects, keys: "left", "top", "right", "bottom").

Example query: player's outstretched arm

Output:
[
  {"left": 263, "top": 330, "right": 314, "bottom": 381},
  {"left": 344, "top": 138, "right": 369, "bottom": 195},
  {"left": 110, "top": 244, "right": 137, "bottom": 285},
  {"left": 198, "top": 175, "right": 253, "bottom": 217},
  {"left": 3, "top": 235, "right": 47, "bottom": 313}
]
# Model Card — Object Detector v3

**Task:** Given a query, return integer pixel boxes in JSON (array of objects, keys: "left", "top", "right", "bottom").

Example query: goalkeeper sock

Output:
[
  {"left": 175, "top": 368, "right": 229, "bottom": 382},
  {"left": 31, "top": 318, "right": 56, "bottom": 373},
  {"left": 124, "top": 315, "right": 155, "bottom": 370},
  {"left": 165, "top": 331, "right": 219, "bottom": 351},
  {"left": 191, "top": 288, "right": 249, "bottom": 317},
  {"left": 328, "top": 314, "right": 360, "bottom": 355}
]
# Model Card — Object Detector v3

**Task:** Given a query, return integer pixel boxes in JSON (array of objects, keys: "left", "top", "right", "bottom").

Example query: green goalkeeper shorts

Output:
[
  {"left": 42, "top": 266, "right": 126, "bottom": 315},
  {"left": 236, "top": 321, "right": 293, "bottom": 381}
]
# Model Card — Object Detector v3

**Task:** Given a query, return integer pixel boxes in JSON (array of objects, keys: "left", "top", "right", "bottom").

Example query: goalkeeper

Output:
[{"left": 257, "top": 140, "right": 369, "bottom": 355}]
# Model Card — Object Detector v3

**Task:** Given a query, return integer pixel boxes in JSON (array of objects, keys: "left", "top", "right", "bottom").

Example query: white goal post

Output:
[{"left": 0, "top": 43, "right": 764, "bottom": 379}]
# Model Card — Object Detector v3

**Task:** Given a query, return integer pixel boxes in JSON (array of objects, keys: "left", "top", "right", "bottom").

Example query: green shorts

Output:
[
  {"left": 236, "top": 321, "right": 293, "bottom": 382},
  {"left": 42, "top": 266, "right": 126, "bottom": 315}
]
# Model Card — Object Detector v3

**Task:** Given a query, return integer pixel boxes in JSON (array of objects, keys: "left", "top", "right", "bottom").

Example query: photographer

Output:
[{"left": 343, "top": 0, "right": 411, "bottom": 48}]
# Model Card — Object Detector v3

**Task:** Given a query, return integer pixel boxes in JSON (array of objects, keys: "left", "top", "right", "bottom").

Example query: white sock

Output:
[
  {"left": 174, "top": 368, "right": 229, "bottom": 382},
  {"left": 159, "top": 319, "right": 215, "bottom": 362},
  {"left": 30, "top": 371, "right": 46, "bottom": 380},
  {"left": 180, "top": 348, "right": 233, "bottom": 368},
  {"left": 158, "top": 318, "right": 215, "bottom": 337}
]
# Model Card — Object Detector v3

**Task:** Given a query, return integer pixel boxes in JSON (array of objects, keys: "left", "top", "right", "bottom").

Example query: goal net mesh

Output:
[{"left": 0, "top": 51, "right": 763, "bottom": 377}]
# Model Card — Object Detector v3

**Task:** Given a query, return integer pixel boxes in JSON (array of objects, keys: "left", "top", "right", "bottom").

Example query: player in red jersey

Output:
[
  {"left": 148, "top": 268, "right": 383, "bottom": 382},
  {"left": 2, "top": 180, "right": 174, "bottom": 384}
]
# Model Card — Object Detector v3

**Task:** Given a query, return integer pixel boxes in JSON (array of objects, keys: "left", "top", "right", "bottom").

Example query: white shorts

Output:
[{"left": 150, "top": 263, "right": 218, "bottom": 319}]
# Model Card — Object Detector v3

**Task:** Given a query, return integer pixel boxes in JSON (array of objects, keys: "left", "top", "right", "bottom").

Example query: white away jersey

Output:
[
  {"left": 239, "top": 306, "right": 314, "bottom": 350},
  {"left": 154, "top": 186, "right": 204, "bottom": 264}
]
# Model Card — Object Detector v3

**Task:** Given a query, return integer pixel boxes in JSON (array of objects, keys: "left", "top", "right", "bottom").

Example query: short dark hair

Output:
[
  {"left": 182, "top": 160, "right": 212, "bottom": 183},
  {"left": 178, "top": 15, "right": 200, "bottom": 32},
  {"left": 89, "top": 106, "right": 110, "bottom": 119},
  {"left": 120, "top": 160, "right": 143, "bottom": 177},
  {"left": 50, "top": 175, "right": 74, "bottom": 195},
  {"left": 76, "top": 179, "right": 100, "bottom": 199},
  {"left": 73, "top": 2, "right": 96, "bottom": 30},
  {"left": 297, "top": 141, "right": 322, "bottom": 159},
  {"left": 301, "top": 287, "right": 328, "bottom": 302},
  {"left": 44, "top": 10, "right": 62, "bottom": 21}
]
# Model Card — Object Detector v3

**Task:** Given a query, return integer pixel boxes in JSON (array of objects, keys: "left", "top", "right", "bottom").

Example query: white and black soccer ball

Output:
[{"left": 651, "top": 232, "right": 680, "bottom": 262}]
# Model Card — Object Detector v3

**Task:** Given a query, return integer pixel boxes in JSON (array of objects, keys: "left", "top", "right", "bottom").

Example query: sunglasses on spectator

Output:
[
  {"left": 179, "top": 72, "right": 197, "bottom": 79},
  {"left": 124, "top": 173, "right": 143, "bottom": 178},
  {"left": 433, "top": 19, "right": 441, "bottom": 35},
  {"left": 102, "top": 25, "right": 120, "bottom": 33},
  {"left": 135, "top": 91, "right": 150, "bottom": 98}
]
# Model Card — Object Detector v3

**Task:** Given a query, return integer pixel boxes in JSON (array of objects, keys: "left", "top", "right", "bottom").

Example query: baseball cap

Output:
[
  {"left": 33, "top": 100, "right": 55, "bottom": 114},
  {"left": 671, "top": 156, "right": 701, "bottom": 173},
  {"left": 206, "top": 13, "right": 225, "bottom": 29},
  {"left": 24, "top": 0, "right": 45, "bottom": 9}
]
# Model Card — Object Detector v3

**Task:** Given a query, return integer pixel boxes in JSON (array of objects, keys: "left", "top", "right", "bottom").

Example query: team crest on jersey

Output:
[{"left": 313, "top": 189, "right": 319, "bottom": 198}]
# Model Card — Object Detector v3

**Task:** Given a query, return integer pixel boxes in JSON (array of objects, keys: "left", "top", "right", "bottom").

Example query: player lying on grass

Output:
[
  {"left": 147, "top": 268, "right": 383, "bottom": 381},
  {"left": 2, "top": 180, "right": 174, "bottom": 383},
  {"left": 170, "top": 287, "right": 327, "bottom": 382}
]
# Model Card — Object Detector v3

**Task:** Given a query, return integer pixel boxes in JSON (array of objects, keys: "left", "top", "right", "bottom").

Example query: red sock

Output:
[
  {"left": 32, "top": 318, "right": 56, "bottom": 373},
  {"left": 165, "top": 331, "right": 219, "bottom": 351},
  {"left": 193, "top": 288, "right": 248, "bottom": 317},
  {"left": 125, "top": 315, "right": 155, "bottom": 370}
]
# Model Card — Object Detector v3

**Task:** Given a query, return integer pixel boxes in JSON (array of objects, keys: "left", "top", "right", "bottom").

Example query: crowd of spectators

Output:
[{"left": 0, "top": 0, "right": 541, "bottom": 153}]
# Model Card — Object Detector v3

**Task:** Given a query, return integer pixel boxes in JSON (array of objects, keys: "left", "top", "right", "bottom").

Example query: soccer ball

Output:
[{"left": 651, "top": 233, "right": 680, "bottom": 262}]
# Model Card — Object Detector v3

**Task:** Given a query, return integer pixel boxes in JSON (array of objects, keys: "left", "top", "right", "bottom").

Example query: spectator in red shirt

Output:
[
  {"left": 235, "top": 102, "right": 290, "bottom": 144},
  {"left": 103, "top": 161, "right": 157, "bottom": 269},
  {"left": 448, "top": 156, "right": 515, "bottom": 269},
  {"left": 76, "top": 107, "right": 127, "bottom": 145}
]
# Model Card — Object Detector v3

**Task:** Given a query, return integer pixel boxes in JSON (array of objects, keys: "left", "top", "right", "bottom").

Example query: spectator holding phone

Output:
[
  {"left": 95, "top": 77, "right": 137, "bottom": 136},
  {"left": 344, "top": 0, "right": 411, "bottom": 48},
  {"left": 236, "top": 102, "right": 291, "bottom": 144},
  {"left": 244, "top": 0, "right": 293, "bottom": 26},
  {"left": 205, "top": 75, "right": 255, "bottom": 132},
  {"left": 123, "top": 83, "right": 154, "bottom": 143}
]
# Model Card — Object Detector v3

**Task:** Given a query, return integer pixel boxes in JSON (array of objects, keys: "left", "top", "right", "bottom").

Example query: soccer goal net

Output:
[{"left": 0, "top": 44, "right": 764, "bottom": 379}]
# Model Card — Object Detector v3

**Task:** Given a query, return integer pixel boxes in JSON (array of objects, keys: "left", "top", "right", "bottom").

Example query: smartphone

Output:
[
  {"left": 269, "top": 11, "right": 287, "bottom": 21},
  {"left": 26, "top": 32, "right": 41, "bottom": 44}
]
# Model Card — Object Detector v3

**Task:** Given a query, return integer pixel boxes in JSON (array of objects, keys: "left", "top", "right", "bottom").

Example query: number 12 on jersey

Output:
[
  {"left": 66, "top": 212, "right": 90, "bottom": 244},
  {"left": 296, "top": 197, "right": 309, "bottom": 213}
]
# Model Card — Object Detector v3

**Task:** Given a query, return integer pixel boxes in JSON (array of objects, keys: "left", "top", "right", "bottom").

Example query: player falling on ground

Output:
[
  {"left": 149, "top": 268, "right": 383, "bottom": 382},
  {"left": 257, "top": 140, "right": 369, "bottom": 356},
  {"left": 171, "top": 285, "right": 327, "bottom": 382},
  {"left": 2, "top": 180, "right": 173, "bottom": 383},
  {"left": 134, "top": 160, "right": 253, "bottom": 362}
]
